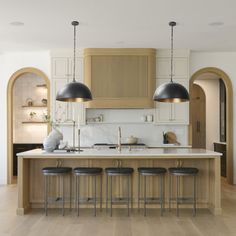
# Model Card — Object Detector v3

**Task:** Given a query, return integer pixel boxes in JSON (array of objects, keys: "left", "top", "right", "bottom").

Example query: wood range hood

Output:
[{"left": 84, "top": 48, "right": 156, "bottom": 109}]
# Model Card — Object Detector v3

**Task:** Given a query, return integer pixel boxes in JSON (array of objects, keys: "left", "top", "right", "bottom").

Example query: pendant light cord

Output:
[
  {"left": 170, "top": 23, "right": 174, "bottom": 83},
  {"left": 73, "top": 23, "right": 76, "bottom": 82}
]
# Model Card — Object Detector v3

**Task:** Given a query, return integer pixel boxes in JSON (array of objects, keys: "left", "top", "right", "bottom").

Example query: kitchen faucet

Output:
[{"left": 117, "top": 126, "right": 121, "bottom": 152}]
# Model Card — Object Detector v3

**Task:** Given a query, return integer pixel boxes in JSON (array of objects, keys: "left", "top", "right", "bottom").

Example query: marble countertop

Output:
[{"left": 17, "top": 148, "right": 222, "bottom": 159}]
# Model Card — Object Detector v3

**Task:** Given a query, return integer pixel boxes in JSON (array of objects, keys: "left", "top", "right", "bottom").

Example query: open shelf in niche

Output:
[
  {"left": 22, "top": 105, "right": 47, "bottom": 108},
  {"left": 22, "top": 121, "right": 47, "bottom": 124}
]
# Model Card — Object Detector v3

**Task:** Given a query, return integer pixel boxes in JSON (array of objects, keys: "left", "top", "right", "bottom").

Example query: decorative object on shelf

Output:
[
  {"left": 153, "top": 21, "right": 189, "bottom": 103},
  {"left": 141, "top": 115, "right": 147, "bottom": 122},
  {"left": 29, "top": 111, "right": 36, "bottom": 120},
  {"left": 43, "top": 128, "right": 63, "bottom": 152},
  {"left": 164, "top": 131, "right": 181, "bottom": 145},
  {"left": 163, "top": 132, "right": 168, "bottom": 144},
  {"left": 147, "top": 114, "right": 153, "bottom": 122},
  {"left": 56, "top": 21, "right": 92, "bottom": 102},
  {"left": 26, "top": 98, "right": 33, "bottom": 106},
  {"left": 126, "top": 136, "right": 138, "bottom": 144},
  {"left": 56, "top": 20, "right": 93, "bottom": 152},
  {"left": 41, "top": 98, "right": 47, "bottom": 105}
]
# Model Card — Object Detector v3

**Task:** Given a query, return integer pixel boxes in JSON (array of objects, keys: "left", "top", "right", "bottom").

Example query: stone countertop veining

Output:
[{"left": 17, "top": 148, "right": 222, "bottom": 158}]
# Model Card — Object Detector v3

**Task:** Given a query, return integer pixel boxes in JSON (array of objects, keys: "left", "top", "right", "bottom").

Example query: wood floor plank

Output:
[{"left": 0, "top": 179, "right": 235, "bottom": 236}]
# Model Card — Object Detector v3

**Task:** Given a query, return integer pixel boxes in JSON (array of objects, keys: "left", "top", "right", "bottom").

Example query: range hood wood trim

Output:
[{"left": 84, "top": 48, "right": 156, "bottom": 109}]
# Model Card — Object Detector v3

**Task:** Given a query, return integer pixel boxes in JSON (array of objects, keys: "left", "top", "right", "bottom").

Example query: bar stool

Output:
[
  {"left": 138, "top": 167, "right": 167, "bottom": 216},
  {"left": 105, "top": 167, "right": 134, "bottom": 216},
  {"left": 74, "top": 167, "right": 103, "bottom": 216},
  {"left": 42, "top": 167, "right": 72, "bottom": 216},
  {"left": 168, "top": 167, "right": 199, "bottom": 216}
]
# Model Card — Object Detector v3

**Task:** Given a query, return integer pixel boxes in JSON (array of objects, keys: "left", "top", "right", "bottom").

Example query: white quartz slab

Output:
[{"left": 17, "top": 148, "right": 221, "bottom": 158}]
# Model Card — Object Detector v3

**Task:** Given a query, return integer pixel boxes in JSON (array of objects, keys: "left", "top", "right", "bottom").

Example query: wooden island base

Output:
[{"left": 17, "top": 149, "right": 221, "bottom": 215}]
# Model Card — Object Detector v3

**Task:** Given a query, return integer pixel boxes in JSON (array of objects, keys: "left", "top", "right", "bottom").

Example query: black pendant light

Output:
[
  {"left": 153, "top": 21, "right": 189, "bottom": 103},
  {"left": 56, "top": 21, "right": 92, "bottom": 102}
]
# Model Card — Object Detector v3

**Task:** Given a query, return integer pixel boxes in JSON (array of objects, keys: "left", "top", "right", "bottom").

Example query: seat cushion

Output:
[
  {"left": 42, "top": 167, "right": 72, "bottom": 174},
  {"left": 138, "top": 167, "right": 167, "bottom": 175},
  {"left": 105, "top": 167, "right": 134, "bottom": 174},
  {"left": 168, "top": 167, "right": 199, "bottom": 175},
  {"left": 74, "top": 167, "right": 103, "bottom": 174}
]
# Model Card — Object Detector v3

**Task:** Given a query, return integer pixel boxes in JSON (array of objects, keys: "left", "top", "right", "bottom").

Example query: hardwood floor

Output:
[{"left": 0, "top": 179, "right": 236, "bottom": 236}]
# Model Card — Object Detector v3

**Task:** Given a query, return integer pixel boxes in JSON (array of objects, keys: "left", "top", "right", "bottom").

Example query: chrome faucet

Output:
[{"left": 117, "top": 126, "right": 121, "bottom": 152}]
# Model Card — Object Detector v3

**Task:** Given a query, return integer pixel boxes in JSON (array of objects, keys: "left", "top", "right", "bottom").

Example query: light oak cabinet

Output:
[
  {"left": 51, "top": 52, "right": 85, "bottom": 125},
  {"left": 154, "top": 49, "right": 190, "bottom": 125},
  {"left": 84, "top": 48, "right": 156, "bottom": 108}
]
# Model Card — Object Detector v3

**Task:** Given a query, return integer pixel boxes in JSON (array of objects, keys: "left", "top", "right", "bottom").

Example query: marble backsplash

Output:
[{"left": 58, "top": 123, "right": 188, "bottom": 147}]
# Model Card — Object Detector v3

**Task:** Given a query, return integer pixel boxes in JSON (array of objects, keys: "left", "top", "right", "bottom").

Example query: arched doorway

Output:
[
  {"left": 191, "top": 84, "right": 206, "bottom": 149},
  {"left": 190, "top": 67, "right": 233, "bottom": 184},
  {"left": 7, "top": 67, "right": 50, "bottom": 184}
]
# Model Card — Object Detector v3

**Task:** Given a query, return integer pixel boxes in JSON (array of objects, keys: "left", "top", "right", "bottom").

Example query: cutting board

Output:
[{"left": 166, "top": 132, "right": 180, "bottom": 145}]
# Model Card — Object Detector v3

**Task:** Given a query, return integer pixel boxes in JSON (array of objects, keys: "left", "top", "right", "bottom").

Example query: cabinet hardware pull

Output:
[{"left": 196, "top": 121, "right": 200, "bottom": 132}]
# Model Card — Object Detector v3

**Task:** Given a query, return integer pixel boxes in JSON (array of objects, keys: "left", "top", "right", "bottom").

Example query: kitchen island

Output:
[{"left": 17, "top": 148, "right": 221, "bottom": 215}]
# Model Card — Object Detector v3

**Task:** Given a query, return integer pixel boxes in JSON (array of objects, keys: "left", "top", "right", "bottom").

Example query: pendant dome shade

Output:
[
  {"left": 153, "top": 82, "right": 189, "bottom": 103},
  {"left": 56, "top": 81, "right": 92, "bottom": 102},
  {"left": 153, "top": 21, "right": 190, "bottom": 103},
  {"left": 55, "top": 20, "right": 92, "bottom": 103}
]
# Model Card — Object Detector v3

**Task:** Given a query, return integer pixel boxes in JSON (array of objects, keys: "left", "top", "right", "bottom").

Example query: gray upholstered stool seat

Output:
[
  {"left": 74, "top": 167, "right": 103, "bottom": 216},
  {"left": 42, "top": 167, "right": 72, "bottom": 174},
  {"left": 138, "top": 167, "right": 167, "bottom": 216},
  {"left": 105, "top": 167, "right": 134, "bottom": 175},
  {"left": 168, "top": 167, "right": 199, "bottom": 216},
  {"left": 105, "top": 167, "right": 134, "bottom": 216},
  {"left": 74, "top": 167, "right": 103, "bottom": 175},
  {"left": 138, "top": 167, "right": 167, "bottom": 175},
  {"left": 42, "top": 166, "right": 72, "bottom": 216},
  {"left": 168, "top": 167, "right": 199, "bottom": 175}
]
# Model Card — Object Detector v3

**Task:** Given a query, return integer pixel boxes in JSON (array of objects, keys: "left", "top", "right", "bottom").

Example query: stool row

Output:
[{"left": 42, "top": 166, "right": 199, "bottom": 217}]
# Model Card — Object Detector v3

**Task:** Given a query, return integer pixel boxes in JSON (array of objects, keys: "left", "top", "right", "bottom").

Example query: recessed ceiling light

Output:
[
  {"left": 10, "top": 21, "right": 24, "bottom": 26},
  {"left": 209, "top": 21, "right": 224, "bottom": 26}
]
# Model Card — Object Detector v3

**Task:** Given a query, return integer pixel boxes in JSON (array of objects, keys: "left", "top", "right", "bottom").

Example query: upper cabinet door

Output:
[
  {"left": 52, "top": 58, "right": 69, "bottom": 78},
  {"left": 84, "top": 48, "right": 156, "bottom": 108},
  {"left": 156, "top": 57, "right": 188, "bottom": 79},
  {"left": 68, "top": 57, "right": 84, "bottom": 80}
]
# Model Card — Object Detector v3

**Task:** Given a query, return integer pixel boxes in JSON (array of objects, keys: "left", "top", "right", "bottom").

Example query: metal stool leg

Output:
[
  {"left": 100, "top": 175, "right": 102, "bottom": 212},
  {"left": 176, "top": 176, "right": 179, "bottom": 217},
  {"left": 138, "top": 173, "right": 140, "bottom": 212},
  {"left": 131, "top": 174, "right": 133, "bottom": 211},
  {"left": 70, "top": 174, "right": 72, "bottom": 211},
  {"left": 169, "top": 174, "right": 172, "bottom": 212},
  {"left": 160, "top": 174, "right": 164, "bottom": 216},
  {"left": 62, "top": 175, "right": 65, "bottom": 216},
  {"left": 94, "top": 175, "right": 97, "bottom": 216},
  {"left": 163, "top": 174, "right": 165, "bottom": 212},
  {"left": 77, "top": 176, "right": 80, "bottom": 216},
  {"left": 44, "top": 175, "right": 48, "bottom": 216},
  {"left": 110, "top": 175, "right": 113, "bottom": 217},
  {"left": 106, "top": 174, "right": 108, "bottom": 213},
  {"left": 144, "top": 175, "right": 147, "bottom": 216},
  {"left": 75, "top": 175, "right": 77, "bottom": 211},
  {"left": 193, "top": 175, "right": 197, "bottom": 216},
  {"left": 127, "top": 175, "right": 130, "bottom": 216}
]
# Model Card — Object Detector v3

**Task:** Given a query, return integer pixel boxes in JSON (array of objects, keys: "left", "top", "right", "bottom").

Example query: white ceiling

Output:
[{"left": 1, "top": 0, "right": 236, "bottom": 52}]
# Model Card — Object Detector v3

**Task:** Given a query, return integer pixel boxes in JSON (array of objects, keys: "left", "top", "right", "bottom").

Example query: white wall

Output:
[
  {"left": 194, "top": 79, "right": 220, "bottom": 150},
  {"left": 0, "top": 51, "right": 50, "bottom": 184},
  {"left": 190, "top": 51, "right": 236, "bottom": 183}
]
